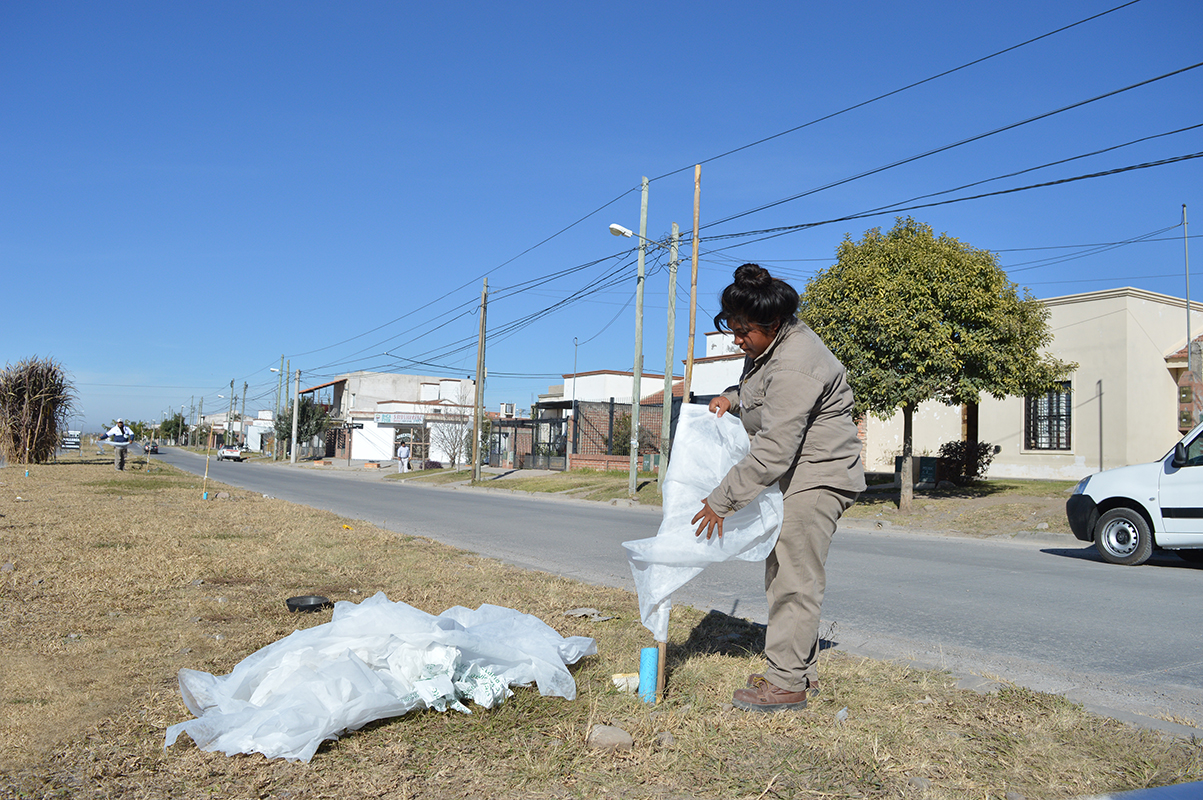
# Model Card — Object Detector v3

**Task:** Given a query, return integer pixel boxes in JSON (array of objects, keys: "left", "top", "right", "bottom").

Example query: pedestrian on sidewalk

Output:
[
  {"left": 396, "top": 440, "right": 410, "bottom": 473},
  {"left": 691, "top": 263, "right": 865, "bottom": 713},
  {"left": 101, "top": 418, "right": 135, "bottom": 471}
]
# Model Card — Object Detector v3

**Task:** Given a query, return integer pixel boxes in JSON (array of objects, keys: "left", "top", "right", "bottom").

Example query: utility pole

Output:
[
  {"left": 197, "top": 397, "right": 204, "bottom": 448},
  {"left": 629, "top": 176, "right": 649, "bottom": 501},
  {"left": 472, "top": 278, "right": 488, "bottom": 483},
  {"left": 240, "top": 382, "right": 247, "bottom": 446},
  {"left": 188, "top": 395, "right": 194, "bottom": 446},
  {"left": 659, "top": 222, "right": 679, "bottom": 488},
  {"left": 274, "top": 355, "right": 284, "bottom": 459},
  {"left": 283, "top": 358, "right": 290, "bottom": 459},
  {"left": 226, "top": 379, "right": 235, "bottom": 447},
  {"left": 290, "top": 369, "right": 300, "bottom": 464},
  {"left": 684, "top": 165, "right": 701, "bottom": 400},
  {"left": 180, "top": 404, "right": 184, "bottom": 446}
]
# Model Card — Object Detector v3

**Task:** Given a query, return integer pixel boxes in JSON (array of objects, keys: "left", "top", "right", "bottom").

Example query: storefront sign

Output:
[{"left": 375, "top": 412, "right": 424, "bottom": 425}]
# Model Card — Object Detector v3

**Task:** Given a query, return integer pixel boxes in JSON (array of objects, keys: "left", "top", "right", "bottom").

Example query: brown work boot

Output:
[
  {"left": 746, "top": 673, "right": 821, "bottom": 696},
  {"left": 732, "top": 675, "right": 809, "bottom": 712}
]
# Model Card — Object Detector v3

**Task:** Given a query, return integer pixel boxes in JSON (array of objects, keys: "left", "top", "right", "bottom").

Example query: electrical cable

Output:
[
  {"left": 648, "top": 0, "right": 1146, "bottom": 183},
  {"left": 700, "top": 151, "right": 1203, "bottom": 247},
  {"left": 700, "top": 62, "right": 1203, "bottom": 230}
]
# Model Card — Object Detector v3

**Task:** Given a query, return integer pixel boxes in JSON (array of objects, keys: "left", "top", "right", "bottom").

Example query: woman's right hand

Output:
[{"left": 708, "top": 396, "right": 731, "bottom": 417}]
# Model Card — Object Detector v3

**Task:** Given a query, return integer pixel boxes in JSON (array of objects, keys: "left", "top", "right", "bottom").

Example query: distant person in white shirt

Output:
[
  {"left": 102, "top": 418, "right": 135, "bottom": 471},
  {"left": 396, "top": 441, "right": 410, "bottom": 473}
]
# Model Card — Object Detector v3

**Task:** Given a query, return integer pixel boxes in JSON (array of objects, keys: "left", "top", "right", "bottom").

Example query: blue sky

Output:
[{"left": 3, "top": 1, "right": 1201, "bottom": 432}]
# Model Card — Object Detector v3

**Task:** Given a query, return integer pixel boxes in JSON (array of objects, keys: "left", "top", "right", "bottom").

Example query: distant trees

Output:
[
  {"left": 800, "top": 218, "right": 1074, "bottom": 511},
  {"left": 160, "top": 412, "right": 187, "bottom": 441},
  {"left": 0, "top": 356, "right": 76, "bottom": 464},
  {"left": 611, "top": 412, "right": 655, "bottom": 456}
]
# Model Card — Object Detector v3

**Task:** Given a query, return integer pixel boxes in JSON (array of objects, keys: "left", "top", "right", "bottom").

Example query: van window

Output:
[{"left": 1184, "top": 432, "right": 1203, "bottom": 467}]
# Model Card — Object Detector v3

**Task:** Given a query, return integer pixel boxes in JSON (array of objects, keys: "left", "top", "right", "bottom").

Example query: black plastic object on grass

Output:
[{"left": 286, "top": 595, "right": 332, "bottom": 613}]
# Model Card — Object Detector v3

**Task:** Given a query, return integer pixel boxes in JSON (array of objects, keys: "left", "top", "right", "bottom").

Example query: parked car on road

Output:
[
  {"left": 1066, "top": 420, "right": 1203, "bottom": 565},
  {"left": 217, "top": 445, "right": 243, "bottom": 462}
]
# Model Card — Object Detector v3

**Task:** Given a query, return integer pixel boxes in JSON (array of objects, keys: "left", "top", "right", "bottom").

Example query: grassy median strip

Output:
[{"left": 1, "top": 459, "right": 1200, "bottom": 798}]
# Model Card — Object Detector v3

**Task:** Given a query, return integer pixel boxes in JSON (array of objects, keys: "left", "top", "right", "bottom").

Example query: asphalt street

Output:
[{"left": 154, "top": 447, "right": 1203, "bottom": 735}]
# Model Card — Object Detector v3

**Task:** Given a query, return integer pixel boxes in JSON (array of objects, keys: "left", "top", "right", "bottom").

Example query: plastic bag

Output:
[
  {"left": 623, "top": 404, "right": 783, "bottom": 642},
  {"left": 164, "top": 592, "right": 597, "bottom": 762}
]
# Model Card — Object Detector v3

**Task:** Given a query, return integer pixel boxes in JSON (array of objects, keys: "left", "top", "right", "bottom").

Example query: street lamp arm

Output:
[{"left": 609, "top": 222, "right": 673, "bottom": 250}]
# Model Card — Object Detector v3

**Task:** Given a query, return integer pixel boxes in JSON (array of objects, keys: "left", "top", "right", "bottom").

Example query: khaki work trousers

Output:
[{"left": 763, "top": 486, "right": 857, "bottom": 692}]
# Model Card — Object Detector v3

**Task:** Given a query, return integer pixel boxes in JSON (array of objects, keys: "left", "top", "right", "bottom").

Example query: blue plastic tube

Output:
[{"left": 638, "top": 646, "right": 659, "bottom": 703}]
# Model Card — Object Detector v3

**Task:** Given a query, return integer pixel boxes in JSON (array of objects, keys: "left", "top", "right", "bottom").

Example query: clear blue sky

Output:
[{"left": 3, "top": 1, "right": 1200, "bottom": 432}]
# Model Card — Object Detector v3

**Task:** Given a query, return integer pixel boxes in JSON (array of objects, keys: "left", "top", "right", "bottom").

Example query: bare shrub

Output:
[{"left": 0, "top": 356, "right": 75, "bottom": 464}]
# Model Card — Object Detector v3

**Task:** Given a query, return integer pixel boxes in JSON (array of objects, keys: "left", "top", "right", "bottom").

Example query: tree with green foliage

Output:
[
  {"left": 160, "top": 412, "right": 187, "bottom": 442},
  {"left": 273, "top": 397, "right": 330, "bottom": 453},
  {"left": 0, "top": 356, "right": 76, "bottom": 464},
  {"left": 799, "top": 217, "right": 1074, "bottom": 511},
  {"left": 611, "top": 411, "right": 655, "bottom": 456}
]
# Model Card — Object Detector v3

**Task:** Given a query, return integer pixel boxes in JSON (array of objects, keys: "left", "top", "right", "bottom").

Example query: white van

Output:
[{"left": 1066, "top": 420, "right": 1203, "bottom": 566}]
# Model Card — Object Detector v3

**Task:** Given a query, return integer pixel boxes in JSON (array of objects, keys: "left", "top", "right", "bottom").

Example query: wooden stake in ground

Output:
[{"left": 656, "top": 639, "right": 666, "bottom": 702}]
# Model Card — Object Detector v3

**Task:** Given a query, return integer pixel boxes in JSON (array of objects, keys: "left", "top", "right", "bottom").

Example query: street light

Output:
[
  {"left": 609, "top": 177, "right": 649, "bottom": 500},
  {"left": 611, "top": 203, "right": 681, "bottom": 491}
]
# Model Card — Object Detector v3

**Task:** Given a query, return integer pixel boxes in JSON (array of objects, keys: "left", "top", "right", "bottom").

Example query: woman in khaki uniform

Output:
[{"left": 692, "top": 264, "right": 865, "bottom": 712}]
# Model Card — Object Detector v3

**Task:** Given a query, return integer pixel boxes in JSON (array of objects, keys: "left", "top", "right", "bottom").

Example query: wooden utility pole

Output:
[
  {"left": 227, "top": 379, "right": 235, "bottom": 447},
  {"left": 684, "top": 165, "right": 701, "bottom": 400},
  {"left": 659, "top": 223, "right": 679, "bottom": 487},
  {"left": 240, "top": 382, "right": 247, "bottom": 446},
  {"left": 290, "top": 369, "right": 300, "bottom": 464},
  {"left": 472, "top": 278, "right": 488, "bottom": 483},
  {"left": 629, "top": 176, "right": 649, "bottom": 501}
]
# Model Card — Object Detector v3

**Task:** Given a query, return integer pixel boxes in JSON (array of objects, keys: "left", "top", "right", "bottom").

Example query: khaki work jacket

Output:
[{"left": 706, "top": 320, "right": 866, "bottom": 516}]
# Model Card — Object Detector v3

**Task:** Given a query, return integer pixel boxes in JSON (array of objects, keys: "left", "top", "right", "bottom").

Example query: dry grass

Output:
[
  {"left": 2, "top": 458, "right": 1200, "bottom": 799},
  {"left": 844, "top": 479, "right": 1078, "bottom": 537}
]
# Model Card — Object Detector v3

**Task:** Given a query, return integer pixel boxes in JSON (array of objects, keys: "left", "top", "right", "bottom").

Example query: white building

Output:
[
  {"left": 861, "top": 288, "right": 1203, "bottom": 480},
  {"left": 300, "top": 371, "right": 477, "bottom": 464}
]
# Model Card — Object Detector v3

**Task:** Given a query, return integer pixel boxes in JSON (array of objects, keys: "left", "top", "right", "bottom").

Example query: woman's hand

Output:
[
  {"left": 691, "top": 499, "right": 724, "bottom": 540},
  {"left": 708, "top": 396, "right": 732, "bottom": 417}
]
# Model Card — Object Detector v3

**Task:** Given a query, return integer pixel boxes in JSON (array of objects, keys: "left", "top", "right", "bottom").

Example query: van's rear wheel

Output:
[{"left": 1095, "top": 508, "right": 1153, "bottom": 566}]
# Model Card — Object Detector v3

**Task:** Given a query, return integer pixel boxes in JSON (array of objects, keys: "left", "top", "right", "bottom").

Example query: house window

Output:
[{"left": 1025, "top": 381, "right": 1072, "bottom": 451}]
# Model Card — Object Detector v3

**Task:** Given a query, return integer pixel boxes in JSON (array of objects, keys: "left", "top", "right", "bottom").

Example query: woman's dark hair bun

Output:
[
  {"left": 714, "top": 262, "right": 800, "bottom": 333},
  {"left": 733, "top": 263, "right": 773, "bottom": 289}
]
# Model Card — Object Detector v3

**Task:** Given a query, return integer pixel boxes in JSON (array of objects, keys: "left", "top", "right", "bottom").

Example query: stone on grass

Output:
[
  {"left": 587, "top": 725, "right": 633, "bottom": 752},
  {"left": 907, "top": 776, "right": 932, "bottom": 790}
]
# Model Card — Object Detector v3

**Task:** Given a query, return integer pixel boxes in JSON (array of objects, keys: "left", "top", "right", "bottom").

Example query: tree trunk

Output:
[
  {"left": 900, "top": 403, "right": 914, "bottom": 513},
  {"left": 964, "top": 402, "right": 979, "bottom": 483}
]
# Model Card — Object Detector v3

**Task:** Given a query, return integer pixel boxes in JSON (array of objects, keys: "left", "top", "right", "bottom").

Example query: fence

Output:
[{"left": 492, "top": 397, "right": 686, "bottom": 473}]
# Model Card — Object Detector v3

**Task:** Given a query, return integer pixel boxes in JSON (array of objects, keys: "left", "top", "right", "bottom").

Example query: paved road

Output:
[{"left": 156, "top": 448, "right": 1203, "bottom": 735}]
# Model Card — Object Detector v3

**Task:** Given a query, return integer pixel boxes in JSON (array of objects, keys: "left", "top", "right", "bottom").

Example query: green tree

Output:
[
  {"left": 274, "top": 398, "right": 330, "bottom": 451},
  {"left": 611, "top": 412, "right": 655, "bottom": 456},
  {"left": 0, "top": 356, "right": 76, "bottom": 464},
  {"left": 160, "top": 412, "right": 187, "bottom": 441},
  {"left": 799, "top": 217, "right": 1074, "bottom": 511}
]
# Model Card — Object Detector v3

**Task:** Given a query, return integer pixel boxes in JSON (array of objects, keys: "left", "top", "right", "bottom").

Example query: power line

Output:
[
  {"left": 648, "top": 0, "right": 1146, "bottom": 183},
  {"left": 281, "top": 5, "right": 1147, "bottom": 373},
  {"left": 701, "top": 151, "right": 1203, "bottom": 246},
  {"left": 701, "top": 62, "right": 1203, "bottom": 230}
]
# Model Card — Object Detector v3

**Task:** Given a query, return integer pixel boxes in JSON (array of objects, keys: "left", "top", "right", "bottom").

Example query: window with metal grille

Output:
[{"left": 1025, "top": 381, "right": 1072, "bottom": 450}]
